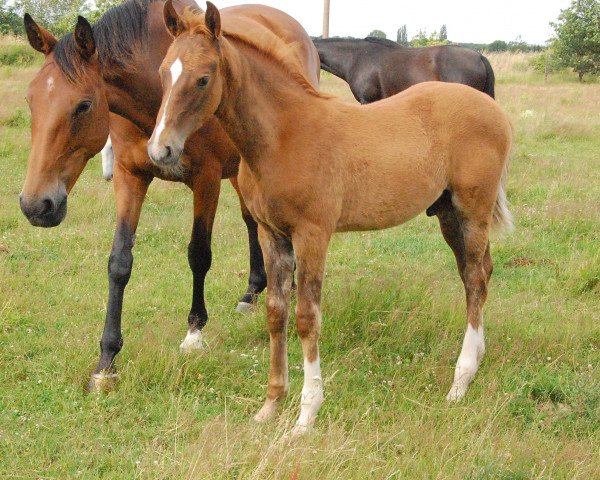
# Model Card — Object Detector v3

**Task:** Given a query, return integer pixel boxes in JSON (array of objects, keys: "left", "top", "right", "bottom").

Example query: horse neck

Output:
[
  {"left": 313, "top": 39, "right": 358, "bottom": 80},
  {"left": 103, "top": 6, "right": 172, "bottom": 136},
  {"left": 216, "top": 39, "right": 324, "bottom": 167}
]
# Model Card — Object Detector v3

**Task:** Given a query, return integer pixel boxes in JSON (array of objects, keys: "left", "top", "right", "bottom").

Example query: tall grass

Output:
[
  {"left": 485, "top": 51, "right": 597, "bottom": 84},
  {"left": 0, "top": 34, "right": 41, "bottom": 66},
  {"left": 0, "top": 48, "right": 598, "bottom": 479}
]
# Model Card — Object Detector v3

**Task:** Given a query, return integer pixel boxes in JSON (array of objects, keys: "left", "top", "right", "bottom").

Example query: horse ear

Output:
[
  {"left": 74, "top": 16, "right": 96, "bottom": 61},
  {"left": 205, "top": 2, "right": 221, "bottom": 38},
  {"left": 23, "top": 14, "right": 57, "bottom": 55},
  {"left": 164, "top": 0, "right": 185, "bottom": 38}
]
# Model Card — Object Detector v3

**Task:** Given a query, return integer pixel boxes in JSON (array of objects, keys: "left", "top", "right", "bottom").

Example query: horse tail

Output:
[
  {"left": 492, "top": 159, "right": 514, "bottom": 234},
  {"left": 480, "top": 54, "right": 496, "bottom": 99}
]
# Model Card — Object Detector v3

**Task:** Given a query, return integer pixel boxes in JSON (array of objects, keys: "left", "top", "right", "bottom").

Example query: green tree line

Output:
[{"left": 0, "top": 0, "right": 120, "bottom": 36}]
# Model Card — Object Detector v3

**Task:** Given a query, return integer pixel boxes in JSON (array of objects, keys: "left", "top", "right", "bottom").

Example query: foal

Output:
[{"left": 149, "top": 2, "right": 514, "bottom": 434}]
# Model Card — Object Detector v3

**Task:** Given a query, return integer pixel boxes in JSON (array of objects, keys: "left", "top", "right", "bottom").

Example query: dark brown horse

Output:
[
  {"left": 313, "top": 37, "right": 495, "bottom": 103},
  {"left": 20, "top": 0, "right": 320, "bottom": 391}
]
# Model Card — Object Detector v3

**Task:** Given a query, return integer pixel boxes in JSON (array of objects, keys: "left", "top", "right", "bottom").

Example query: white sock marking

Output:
[
  {"left": 447, "top": 323, "right": 485, "bottom": 401},
  {"left": 101, "top": 136, "right": 114, "bottom": 180},
  {"left": 295, "top": 355, "right": 324, "bottom": 432},
  {"left": 150, "top": 58, "right": 183, "bottom": 157},
  {"left": 180, "top": 329, "right": 204, "bottom": 351}
]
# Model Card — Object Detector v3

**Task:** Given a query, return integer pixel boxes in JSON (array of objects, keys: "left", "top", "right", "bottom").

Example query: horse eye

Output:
[
  {"left": 74, "top": 101, "right": 92, "bottom": 116},
  {"left": 197, "top": 76, "right": 210, "bottom": 88}
]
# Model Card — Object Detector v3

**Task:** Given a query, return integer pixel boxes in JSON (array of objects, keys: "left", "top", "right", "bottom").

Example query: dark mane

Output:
[
  {"left": 364, "top": 37, "right": 400, "bottom": 48},
  {"left": 54, "top": 0, "right": 159, "bottom": 82},
  {"left": 313, "top": 36, "right": 401, "bottom": 49}
]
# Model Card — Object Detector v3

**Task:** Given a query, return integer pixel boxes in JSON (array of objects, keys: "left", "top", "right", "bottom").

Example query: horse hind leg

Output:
[
  {"left": 435, "top": 191, "right": 494, "bottom": 401},
  {"left": 229, "top": 177, "right": 267, "bottom": 312}
]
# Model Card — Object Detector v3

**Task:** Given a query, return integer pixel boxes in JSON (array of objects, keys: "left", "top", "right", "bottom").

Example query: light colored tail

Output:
[{"left": 492, "top": 163, "right": 514, "bottom": 233}]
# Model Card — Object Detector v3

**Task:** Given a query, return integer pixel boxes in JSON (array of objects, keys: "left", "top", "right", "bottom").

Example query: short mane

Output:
[
  {"left": 54, "top": 0, "right": 159, "bottom": 82},
  {"left": 364, "top": 37, "right": 401, "bottom": 48},
  {"left": 180, "top": 9, "right": 330, "bottom": 99}
]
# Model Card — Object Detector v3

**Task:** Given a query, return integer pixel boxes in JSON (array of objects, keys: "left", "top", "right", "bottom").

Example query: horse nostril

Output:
[
  {"left": 41, "top": 198, "right": 55, "bottom": 216},
  {"left": 165, "top": 145, "right": 172, "bottom": 158}
]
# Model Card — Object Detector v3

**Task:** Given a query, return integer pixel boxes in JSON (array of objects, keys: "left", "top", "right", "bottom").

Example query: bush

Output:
[
  {"left": 529, "top": 50, "right": 566, "bottom": 75},
  {"left": 0, "top": 43, "right": 38, "bottom": 66}
]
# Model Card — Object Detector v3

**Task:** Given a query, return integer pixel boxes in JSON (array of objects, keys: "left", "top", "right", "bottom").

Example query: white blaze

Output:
[
  {"left": 101, "top": 136, "right": 114, "bottom": 180},
  {"left": 47, "top": 76, "right": 55, "bottom": 92},
  {"left": 150, "top": 58, "right": 183, "bottom": 156}
]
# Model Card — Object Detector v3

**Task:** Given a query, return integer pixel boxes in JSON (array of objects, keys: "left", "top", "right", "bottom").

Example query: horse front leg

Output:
[
  {"left": 179, "top": 168, "right": 222, "bottom": 352},
  {"left": 229, "top": 177, "right": 267, "bottom": 312},
  {"left": 288, "top": 226, "right": 331, "bottom": 435},
  {"left": 254, "top": 226, "right": 294, "bottom": 422},
  {"left": 89, "top": 163, "right": 151, "bottom": 392}
]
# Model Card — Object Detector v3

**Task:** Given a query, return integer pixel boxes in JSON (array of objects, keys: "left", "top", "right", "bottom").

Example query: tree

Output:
[
  {"left": 368, "top": 29, "right": 386, "bottom": 39},
  {"left": 396, "top": 25, "right": 409, "bottom": 46},
  {"left": 488, "top": 40, "right": 508, "bottom": 52},
  {"left": 14, "top": 0, "right": 90, "bottom": 37},
  {"left": 88, "top": 0, "right": 122, "bottom": 22},
  {"left": 0, "top": 1, "right": 24, "bottom": 35},
  {"left": 411, "top": 29, "right": 449, "bottom": 47},
  {"left": 507, "top": 35, "right": 529, "bottom": 52},
  {"left": 551, "top": 0, "right": 600, "bottom": 81},
  {"left": 440, "top": 24, "right": 447, "bottom": 41}
]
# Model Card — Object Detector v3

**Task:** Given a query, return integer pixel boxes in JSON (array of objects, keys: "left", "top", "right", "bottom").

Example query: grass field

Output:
[{"left": 0, "top": 50, "right": 599, "bottom": 479}]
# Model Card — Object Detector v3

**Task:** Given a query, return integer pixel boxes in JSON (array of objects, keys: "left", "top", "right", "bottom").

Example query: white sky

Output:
[{"left": 208, "top": 0, "right": 572, "bottom": 44}]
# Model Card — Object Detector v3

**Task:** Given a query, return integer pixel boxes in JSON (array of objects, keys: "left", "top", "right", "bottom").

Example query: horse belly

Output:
[{"left": 336, "top": 158, "right": 447, "bottom": 232}]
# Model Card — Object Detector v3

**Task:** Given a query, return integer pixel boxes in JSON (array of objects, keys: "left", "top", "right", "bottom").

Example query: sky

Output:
[{"left": 203, "top": 0, "right": 573, "bottom": 45}]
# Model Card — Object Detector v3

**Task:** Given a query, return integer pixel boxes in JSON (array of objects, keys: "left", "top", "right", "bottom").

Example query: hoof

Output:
[
  {"left": 88, "top": 372, "right": 119, "bottom": 393},
  {"left": 446, "top": 376, "right": 472, "bottom": 402},
  {"left": 446, "top": 387, "right": 466, "bottom": 402},
  {"left": 236, "top": 302, "right": 254, "bottom": 313},
  {"left": 254, "top": 399, "right": 280, "bottom": 423},
  {"left": 290, "top": 423, "right": 312, "bottom": 437},
  {"left": 180, "top": 330, "right": 205, "bottom": 352}
]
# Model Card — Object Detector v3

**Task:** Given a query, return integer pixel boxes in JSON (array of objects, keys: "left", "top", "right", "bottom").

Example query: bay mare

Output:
[
  {"left": 20, "top": 0, "right": 320, "bottom": 391},
  {"left": 313, "top": 37, "right": 495, "bottom": 103},
  {"left": 149, "top": 2, "right": 513, "bottom": 435}
]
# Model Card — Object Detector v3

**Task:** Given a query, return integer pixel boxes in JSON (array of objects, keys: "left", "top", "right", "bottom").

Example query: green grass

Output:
[
  {"left": 0, "top": 43, "right": 41, "bottom": 67},
  {"left": 0, "top": 63, "right": 599, "bottom": 479}
]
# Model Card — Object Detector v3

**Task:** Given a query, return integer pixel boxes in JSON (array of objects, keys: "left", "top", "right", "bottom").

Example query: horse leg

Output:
[
  {"left": 254, "top": 226, "right": 294, "bottom": 422},
  {"left": 444, "top": 193, "right": 494, "bottom": 401},
  {"left": 229, "top": 177, "right": 267, "bottom": 312},
  {"left": 290, "top": 226, "right": 330, "bottom": 435},
  {"left": 180, "top": 169, "right": 222, "bottom": 352},
  {"left": 89, "top": 164, "right": 151, "bottom": 392}
]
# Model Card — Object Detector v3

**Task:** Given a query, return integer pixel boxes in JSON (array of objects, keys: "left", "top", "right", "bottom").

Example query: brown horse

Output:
[
  {"left": 149, "top": 2, "right": 514, "bottom": 434},
  {"left": 19, "top": 0, "right": 320, "bottom": 391}
]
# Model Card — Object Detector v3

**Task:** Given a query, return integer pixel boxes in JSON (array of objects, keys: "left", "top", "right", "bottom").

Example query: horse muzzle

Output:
[
  {"left": 147, "top": 140, "right": 183, "bottom": 168},
  {"left": 19, "top": 192, "right": 68, "bottom": 228}
]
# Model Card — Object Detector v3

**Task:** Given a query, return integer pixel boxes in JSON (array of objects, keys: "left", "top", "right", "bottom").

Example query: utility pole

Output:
[{"left": 323, "top": 0, "right": 330, "bottom": 38}]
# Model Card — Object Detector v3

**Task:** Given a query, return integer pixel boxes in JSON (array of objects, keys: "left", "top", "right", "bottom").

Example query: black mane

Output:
[
  {"left": 363, "top": 37, "right": 400, "bottom": 48},
  {"left": 313, "top": 36, "right": 401, "bottom": 49},
  {"left": 54, "top": 0, "right": 158, "bottom": 82}
]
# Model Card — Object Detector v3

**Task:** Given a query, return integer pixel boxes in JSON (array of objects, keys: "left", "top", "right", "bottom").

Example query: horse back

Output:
[
  {"left": 376, "top": 45, "right": 492, "bottom": 98},
  {"left": 331, "top": 82, "right": 510, "bottom": 230}
]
